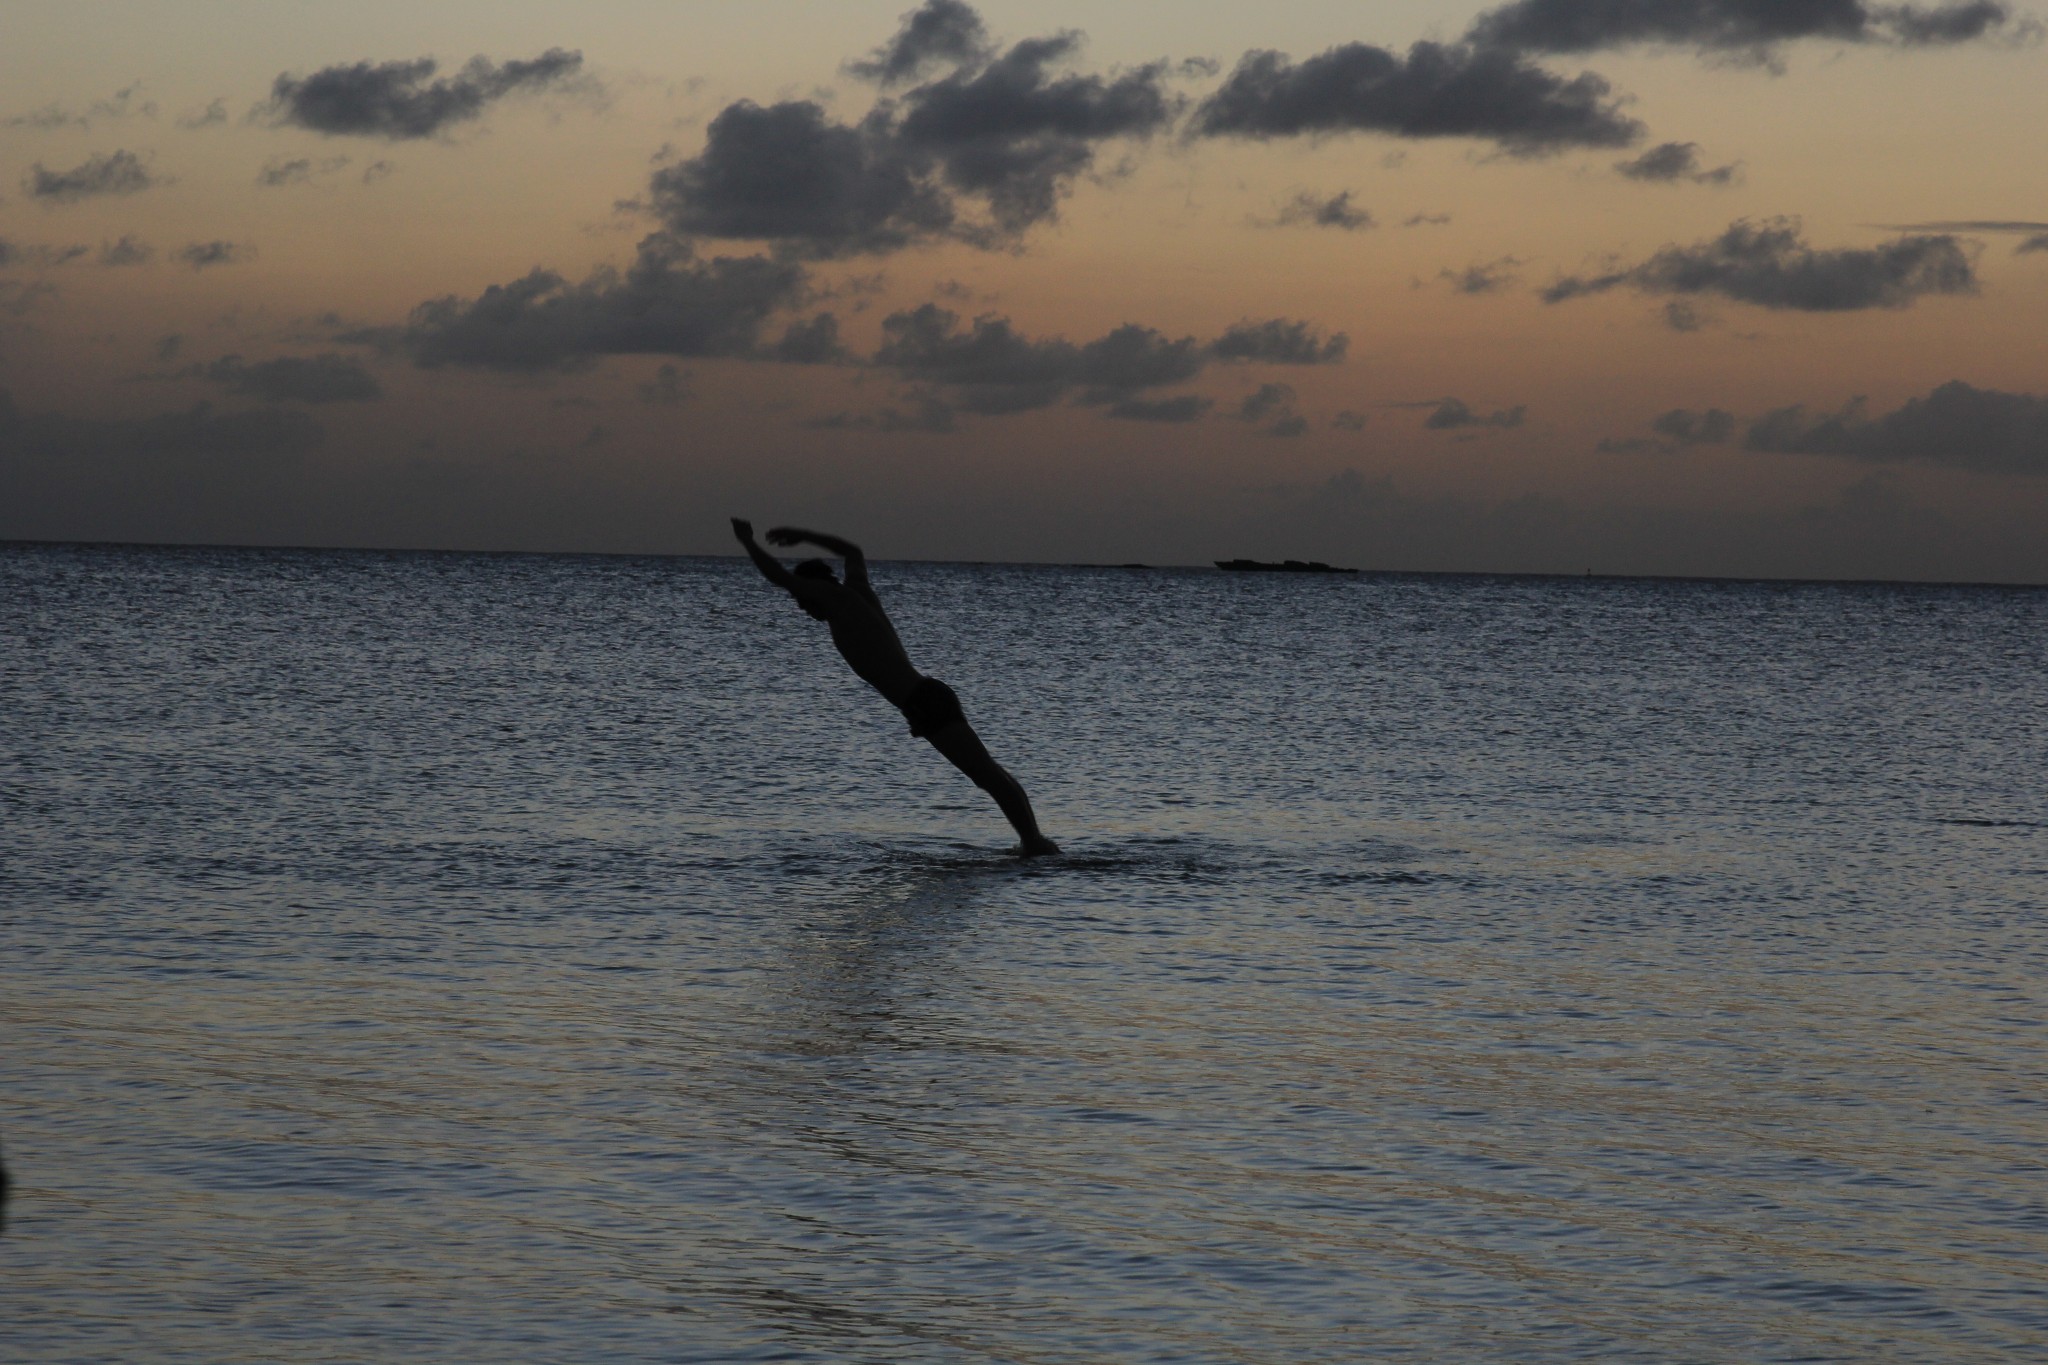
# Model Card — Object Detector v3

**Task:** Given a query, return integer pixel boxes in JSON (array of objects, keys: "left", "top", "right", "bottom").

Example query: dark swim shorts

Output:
[{"left": 899, "top": 676, "right": 967, "bottom": 738}]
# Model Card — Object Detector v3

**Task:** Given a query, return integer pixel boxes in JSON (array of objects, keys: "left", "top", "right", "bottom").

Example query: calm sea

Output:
[{"left": 3, "top": 543, "right": 2045, "bottom": 1363}]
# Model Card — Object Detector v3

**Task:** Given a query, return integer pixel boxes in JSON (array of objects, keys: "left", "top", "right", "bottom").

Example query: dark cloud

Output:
[
  {"left": 1075, "top": 324, "right": 1207, "bottom": 395},
  {"left": 1464, "top": 0, "right": 2016, "bottom": 55},
  {"left": 1106, "top": 394, "right": 1211, "bottom": 422},
  {"left": 847, "top": 0, "right": 992, "bottom": 86},
  {"left": 174, "top": 241, "right": 255, "bottom": 271},
  {"left": 257, "top": 155, "right": 351, "bottom": 188},
  {"left": 894, "top": 36, "right": 1179, "bottom": 234},
  {"left": 873, "top": 304, "right": 1080, "bottom": 412},
  {"left": 395, "top": 235, "right": 808, "bottom": 372},
  {"left": 1190, "top": 41, "right": 1643, "bottom": 156},
  {"left": 1615, "top": 141, "right": 1739, "bottom": 184},
  {"left": 1333, "top": 410, "right": 1369, "bottom": 430},
  {"left": 207, "top": 354, "right": 382, "bottom": 403},
  {"left": 1273, "top": 190, "right": 1375, "bottom": 230},
  {"left": 873, "top": 304, "right": 1208, "bottom": 412},
  {"left": 1267, "top": 414, "right": 1311, "bottom": 437},
  {"left": 266, "top": 49, "right": 584, "bottom": 140},
  {"left": 1404, "top": 212, "right": 1453, "bottom": 227},
  {"left": 652, "top": 30, "right": 1174, "bottom": 255},
  {"left": 155, "top": 335, "right": 184, "bottom": 363},
  {"left": 24, "top": 150, "right": 160, "bottom": 202},
  {"left": 649, "top": 101, "right": 952, "bottom": 258},
  {"left": 98, "top": 235, "right": 152, "bottom": 266},
  {"left": 1418, "top": 397, "right": 1526, "bottom": 429},
  {"left": 361, "top": 161, "right": 396, "bottom": 185},
  {"left": 1745, "top": 380, "right": 2048, "bottom": 475},
  {"left": 2020, "top": 234, "right": 2048, "bottom": 255},
  {"left": 1543, "top": 218, "right": 1976, "bottom": 311},
  {"left": 1439, "top": 257, "right": 1521, "bottom": 293},
  {"left": 1878, "top": 1, "right": 2017, "bottom": 43},
  {"left": 1211, "top": 318, "right": 1348, "bottom": 364}
]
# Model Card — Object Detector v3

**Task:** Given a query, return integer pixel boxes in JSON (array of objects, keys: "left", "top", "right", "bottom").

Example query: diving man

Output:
[{"left": 732, "top": 519, "right": 1059, "bottom": 856}]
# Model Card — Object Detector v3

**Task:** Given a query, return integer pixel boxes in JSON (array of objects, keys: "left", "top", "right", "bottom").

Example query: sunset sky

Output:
[{"left": 3, "top": 0, "right": 2045, "bottom": 579}]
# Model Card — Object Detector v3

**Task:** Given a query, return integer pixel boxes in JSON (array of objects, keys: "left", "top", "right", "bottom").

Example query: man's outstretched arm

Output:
[
  {"left": 732, "top": 518, "right": 799, "bottom": 589},
  {"left": 766, "top": 526, "right": 868, "bottom": 587}
]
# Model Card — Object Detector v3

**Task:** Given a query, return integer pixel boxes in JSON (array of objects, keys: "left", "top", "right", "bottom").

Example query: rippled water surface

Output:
[{"left": 4, "top": 543, "right": 2046, "bottom": 1363}]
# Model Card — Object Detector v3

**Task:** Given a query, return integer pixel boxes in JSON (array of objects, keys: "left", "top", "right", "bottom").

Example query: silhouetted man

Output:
[{"left": 732, "top": 519, "right": 1059, "bottom": 856}]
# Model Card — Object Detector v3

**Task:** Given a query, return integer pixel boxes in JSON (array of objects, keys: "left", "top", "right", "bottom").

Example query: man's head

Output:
[
  {"left": 791, "top": 558, "right": 837, "bottom": 620},
  {"left": 793, "top": 559, "right": 837, "bottom": 584}
]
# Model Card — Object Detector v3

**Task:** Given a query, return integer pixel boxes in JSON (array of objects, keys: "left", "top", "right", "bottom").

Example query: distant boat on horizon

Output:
[{"left": 1215, "top": 558, "right": 1360, "bottom": 574}]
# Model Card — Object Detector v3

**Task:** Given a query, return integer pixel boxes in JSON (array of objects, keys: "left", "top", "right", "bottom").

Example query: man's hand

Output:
[
  {"left": 731, "top": 517, "right": 755, "bottom": 542},
  {"left": 765, "top": 526, "right": 805, "bottom": 547}
]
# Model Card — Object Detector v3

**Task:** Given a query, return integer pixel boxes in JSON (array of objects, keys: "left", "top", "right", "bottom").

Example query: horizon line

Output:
[{"left": 6, "top": 536, "right": 2046, "bottom": 592}]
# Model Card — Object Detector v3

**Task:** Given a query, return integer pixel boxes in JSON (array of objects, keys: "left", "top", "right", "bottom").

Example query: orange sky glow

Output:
[{"left": 4, "top": 0, "right": 2046, "bottom": 579}]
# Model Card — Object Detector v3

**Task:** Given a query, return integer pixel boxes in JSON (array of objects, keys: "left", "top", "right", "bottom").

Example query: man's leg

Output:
[{"left": 922, "top": 720, "right": 1058, "bottom": 854}]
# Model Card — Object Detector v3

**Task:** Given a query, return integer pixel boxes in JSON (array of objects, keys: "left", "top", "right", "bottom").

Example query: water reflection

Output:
[
  {"left": 780, "top": 847, "right": 1013, "bottom": 1036},
  {"left": 728, "top": 845, "right": 1016, "bottom": 1172}
]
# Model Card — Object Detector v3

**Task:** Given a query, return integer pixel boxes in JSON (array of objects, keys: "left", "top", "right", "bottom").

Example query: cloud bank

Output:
[
  {"left": 267, "top": 49, "right": 584, "bottom": 139},
  {"left": 651, "top": 26, "right": 1175, "bottom": 256},
  {"left": 1545, "top": 218, "right": 1975, "bottom": 311},
  {"left": 1747, "top": 380, "right": 2048, "bottom": 474},
  {"left": 1615, "top": 141, "right": 1740, "bottom": 183},
  {"left": 1210, "top": 318, "right": 1348, "bottom": 364},
  {"left": 392, "top": 235, "right": 810, "bottom": 371},
  {"left": 873, "top": 304, "right": 1203, "bottom": 414},
  {"left": 1465, "top": 0, "right": 2016, "bottom": 56},
  {"left": 24, "top": 150, "right": 160, "bottom": 202},
  {"left": 1190, "top": 41, "right": 1643, "bottom": 155}
]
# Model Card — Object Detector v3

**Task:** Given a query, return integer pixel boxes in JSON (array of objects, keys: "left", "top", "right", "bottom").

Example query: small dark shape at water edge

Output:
[{"left": 1216, "top": 558, "right": 1359, "bottom": 574}]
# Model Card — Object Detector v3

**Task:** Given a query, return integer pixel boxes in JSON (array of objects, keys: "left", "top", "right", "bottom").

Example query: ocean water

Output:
[{"left": 2, "top": 542, "right": 2045, "bottom": 1364}]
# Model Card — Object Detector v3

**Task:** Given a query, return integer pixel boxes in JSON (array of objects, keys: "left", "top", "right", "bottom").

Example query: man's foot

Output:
[{"left": 1018, "top": 835, "right": 1061, "bottom": 857}]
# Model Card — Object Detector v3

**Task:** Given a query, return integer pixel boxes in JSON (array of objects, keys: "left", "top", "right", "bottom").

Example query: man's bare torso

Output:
[{"left": 819, "top": 584, "right": 923, "bottom": 705}]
